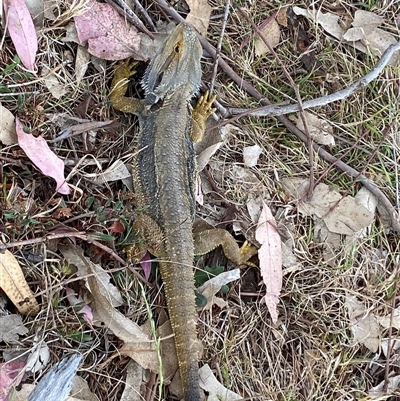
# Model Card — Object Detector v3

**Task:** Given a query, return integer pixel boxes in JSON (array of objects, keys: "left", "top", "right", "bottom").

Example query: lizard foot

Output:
[
  {"left": 194, "top": 228, "right": 258, "bottom": 266},
  {"left": 113, "top": 59, "right": 137, "bottom": 86},
  {"left": 191, "top": 91, "right": 217, "bottom": 142},
  {"left": 110, "top": 59, "right": 144, "bottom": 114},
  {"left": 239, "top": 240, "right": 258, "bottom": 267}
]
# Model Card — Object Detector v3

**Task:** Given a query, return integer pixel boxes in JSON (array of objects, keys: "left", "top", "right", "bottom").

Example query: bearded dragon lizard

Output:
[{"left": 110, "top": 23, "right": 254, "bottom": 401}]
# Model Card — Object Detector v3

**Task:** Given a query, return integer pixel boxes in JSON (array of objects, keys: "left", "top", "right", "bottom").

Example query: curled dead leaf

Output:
[{"left": 0, "top": 250, "right": 40, "bottom": 315}]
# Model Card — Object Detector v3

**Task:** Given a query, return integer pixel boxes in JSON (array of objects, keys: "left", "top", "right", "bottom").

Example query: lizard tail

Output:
[{"left": 159, "top": 262, "right": 201, "bottom": 401}]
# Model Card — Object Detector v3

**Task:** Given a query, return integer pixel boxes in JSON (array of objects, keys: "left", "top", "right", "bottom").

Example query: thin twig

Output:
[
  {"left": 209, "top": 0, "right": 230, "bottom": 94},
  {"left": 105, "top": 0, "right": 155, "bottom": 39},
  {"left": 226, "top": 41, "right": 400, "bottom": 118},
  {"left": 153, "top": 0, "right": 400, "bottom": 232},
  {"left": 2, "top": 231, "right": 127, "bottom": 266}
]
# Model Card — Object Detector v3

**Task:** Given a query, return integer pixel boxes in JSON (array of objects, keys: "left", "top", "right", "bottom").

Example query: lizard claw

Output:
[{"left": 114, "top": 59, "right": 137, "bottom": 81}]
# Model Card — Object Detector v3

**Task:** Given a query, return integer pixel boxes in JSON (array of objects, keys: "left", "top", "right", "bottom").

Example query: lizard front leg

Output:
[
  {"left": 191, "top": 91, "right": 216, "bottom": 143},
  {"left": 110, "top": 59, "right": 144, "bottom": 114}
]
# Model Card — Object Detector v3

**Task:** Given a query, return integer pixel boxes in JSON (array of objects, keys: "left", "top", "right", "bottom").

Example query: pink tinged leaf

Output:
[
  {"left": 5, "top": 0, "right": 37, "bottom": 71},
  {"left": 0, "top": 360, "right": 26, "bottom": 401},
  {"left": 140, "top": 252, "right": 152, "bottom": 280},
  {"left": 74, "top": 0, "right": 140, "bottom": 60},
  {"left": 255, "top": 201, "right": 282, "bottom": 323},
  {"left": 16, "top": 118, "right": 70, "bottom": 195},
  {"left": 65, "top": 287, "right": 93, "bottom": 324}
]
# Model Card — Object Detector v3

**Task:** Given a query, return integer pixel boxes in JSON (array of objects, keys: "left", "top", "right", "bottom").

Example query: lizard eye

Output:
[{"left": 174, "top": 44, "right": 180, "bottom": 53}]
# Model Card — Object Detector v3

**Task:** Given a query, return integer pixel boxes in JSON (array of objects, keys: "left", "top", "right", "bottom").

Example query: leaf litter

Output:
[{"left": 1, "top": 1, "right": 400, "bottom": 400}]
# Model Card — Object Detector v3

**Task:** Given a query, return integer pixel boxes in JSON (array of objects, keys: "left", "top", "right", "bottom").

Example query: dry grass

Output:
[{"left": 1, "top": 0, "right": 400, "bottom": 400}]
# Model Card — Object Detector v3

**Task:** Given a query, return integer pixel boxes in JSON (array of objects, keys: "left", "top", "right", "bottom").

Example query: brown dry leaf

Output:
[
  {"left": 0, "top": 315, "right": 28, "bottom": 342},
  {"left": 0, "top": 104, "right": 17, "bottom": 145},
  {"left": 87, "top": 273, "right": 158, "bottom": 371},
  {"left": 199, "top": 364, "right": 242, "bottom": 401},
  {"left": 92, "top": 160, "right": 131, "bottom": 185},
  {"left": 0, "top": 250, "right": 40, "bottom": 315},
  {"left": 293, "top": 7, "right": 399, "bottom": 65},
  {"left": 369, "top": 375, "right": 400, "bottom": 399},
  {"left": 290, "top": 111, "right": 335, "bottom": 146},
  {"left": 276, "top": 7, "right": 288, "bottom": 27},
  {"left": 120, "top": 360, "right": 144, "bottom": 401},
  {"left": 58, "top": 243, "right": 157, "bottom": 371},
  {"left": 59, "top": 244, "right": 124, "bottom": 307},
  {"left": 42, "top": 65, "right": 68, "bottom": 99},
  {"left": 376, "top": 307, "right": 400, "bottom": 330},
  {"left": 254, "top": 18, "right": 281, "bottom": 56},
  {"left": 382, "top": 338, "right": 400, "bottom": 358},
  {"left": 243, "top": 144, "right": 263, "bottom": 167},
  {"left": 158, "top": 320, "right": 179, "bottom": 379},
  {"left": 323, "top": 196, "right": 374, "bottom": 235},
  {"left": 283, "top": 179, "right": 374, "bottom": 236},
  {"left": 345, "top": 295, "right": 380, "bottom": 352},
  {"left": 185, "top": 0, "right": 212, "bottom": 36},
  {"left": 71, "top": 376, "right": 100, "bottom": 401},
  {"left": 197, "top": 269, "right": 240, "bottom": 311},
  {"left": 75, "top": 45, "right": 91, "bottom": 86},
  {"left": 255, "top": 201, "right": 282, "bottom": 323}
]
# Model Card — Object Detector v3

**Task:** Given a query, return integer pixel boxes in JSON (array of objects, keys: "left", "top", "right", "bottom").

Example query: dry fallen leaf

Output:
[
  {"left": 4, "top": 0, "right": 37, "bottom": 71},
  {"left": 71, "top": 376, "right": 100, "bottom": 401},
  {"left": 0, "top": 250, "right": 40, "bottom": 315},
  {"left": 16, "top": 118, "right": 70, "bottom": 195},
  {"left": 255, "top": 201, "right": 282, "bottom": 323},
  {"left": 254, "top": 18, "right": 281, "bottom": 56},
  {"left": 369, "top": 374, "right": 400, "bottom": 399},
  {"left": 291, "top": 111, "right": 335, "bottom": 146},
  {"left": 92, "top": 160, "right": 131, "bottom": 185},
  {"left": 120, "top": 360, "right": 144, "bottom": 401},
  {"left": 199, "top": 364, "right": 242, "bottom": 401},
  {"left": 345, "top": 295, "right": 380, "bottom": 352},
  {"left": 376, "top": 307, "right": 400, "bottom": 330},
  {"left": 0, "top": 360, "right": 26, "bottom": 401},
  {"left": 158, "top": 320, "right": 179, "bottom": 379},
  {"left": 283, "top": 179, "right": 374, "bottom": 235},
  {"left": 185, "top": 0, "right": 212, "bottom": 36},
  {"left": 243, "top": 144, "right": 263, "bottom": 167},
  {"left": 0, "top": 104, "right": 17, "bottom": 145},
  {"left": 74, "top": 0, "right": 140, "bottom": 60},
  {"left": 0, "top": 315, "right": 28, "bottom": 343},
  {"left": 59, "top": 244, "right": 123, "bottom": 307},
  {"left": 25, "top": 336, "right": 51, "bottom": 373},
  {"left": 197, "top": 269, "right": 241, "bottom": 310},
  {"left": 42, "top": 66, "right": 68, "bottom": 99},
  {"left": 293, "top": 6, "right": 399, "bottom": 65},
  {"left": 74, "top": 45, "right": 91, "bottom": 86},
  {"left": 58, "top": 244, "right": 158, "bottom": 371}
]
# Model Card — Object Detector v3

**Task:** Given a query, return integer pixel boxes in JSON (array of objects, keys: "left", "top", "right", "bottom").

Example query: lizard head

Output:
[{"left": 142, "top": 23, "right": 203, "bottom": 105}]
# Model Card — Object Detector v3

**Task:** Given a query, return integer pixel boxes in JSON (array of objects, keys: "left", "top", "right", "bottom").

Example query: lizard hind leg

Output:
[
  {"left": 126, "top": 213, "right": 165, "bottom": 262},
  {"left": 193, "top": 228, "right": 258, "bottom": 266}
]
